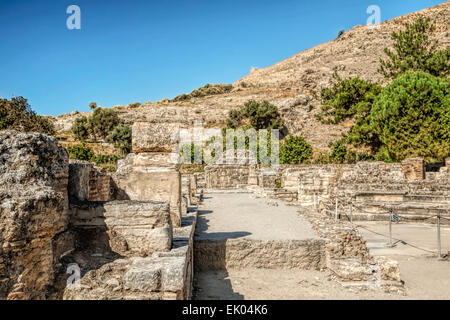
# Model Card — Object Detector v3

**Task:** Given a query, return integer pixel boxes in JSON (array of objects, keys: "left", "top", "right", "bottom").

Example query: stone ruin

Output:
[
  {"left": 0, "top": 125, "right": 198, "bottom": 300},
  {"left": 1, "top": 124, "right": 449, "bottom": 299}
]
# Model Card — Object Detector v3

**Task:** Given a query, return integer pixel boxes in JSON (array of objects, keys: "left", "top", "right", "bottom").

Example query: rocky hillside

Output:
[{"left": 53, "top": 1, "right": 449, "bottom": 151}]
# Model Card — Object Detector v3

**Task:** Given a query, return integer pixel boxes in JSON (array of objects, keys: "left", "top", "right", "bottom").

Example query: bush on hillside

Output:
[
  {"left": 226, "top": 100, "right": 284, "bottom": 131},
  {"left": 0, "top": 96, "right": 55, "bottom": 135},
  {"left": 87, "top": 107, "right": 120, "bottom": 140},
  {"left": 379, "top": 17, "right": 450, "bottom": 79},
  {"left": 317, "top": 75, "right": 382, "bottom": 125},
  {"left": 106, "top": 124, "right": 132, "bottom": 156},
  {"left": 171, "top": 83, "right": 233, "bottom": 102},
  {"left": 71, "top": 116, "right": 90, "bottom": 141},
  {"left": 279, "top": 136, "right": 313, "bottom": 164}
]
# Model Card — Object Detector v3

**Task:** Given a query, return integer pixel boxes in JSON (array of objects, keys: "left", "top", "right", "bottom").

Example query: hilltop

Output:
[{"left": 53, "top": 1, "right": 449, "bottom": 151}]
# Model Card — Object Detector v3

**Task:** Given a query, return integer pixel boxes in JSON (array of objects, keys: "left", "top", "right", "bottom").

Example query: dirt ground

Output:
[
  {"left": 193, "top": 193, "right": 450, "bottom": 300},
  {"left": 193, "top": 257, "right": 450, "bottom": 300}
]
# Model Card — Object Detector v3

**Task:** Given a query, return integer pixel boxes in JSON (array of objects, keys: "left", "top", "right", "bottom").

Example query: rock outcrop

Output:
[{"left": 0, "top": 130, "right": 70, "bottom": 299}]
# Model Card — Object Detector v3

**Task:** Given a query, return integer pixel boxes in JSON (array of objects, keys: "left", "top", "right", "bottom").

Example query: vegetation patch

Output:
[
  {"left": 171, "top": 83, "right": 233, "bottom": 102},
  {"left": 0, "top": 97, "right": 55, "bottom": 135}
]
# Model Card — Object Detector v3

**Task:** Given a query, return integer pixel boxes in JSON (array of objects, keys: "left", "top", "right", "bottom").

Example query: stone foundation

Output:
[
  {"left": 113, "top": 152, "right": 182, "bottom": 227},
  {"left": 195, "top": 239, "right": 325, "bottom": 271}
]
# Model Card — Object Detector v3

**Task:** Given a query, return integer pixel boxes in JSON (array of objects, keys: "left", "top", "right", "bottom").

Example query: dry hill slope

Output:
[{"left": 54, "top": 1, "right": 449, "bottom": 151}]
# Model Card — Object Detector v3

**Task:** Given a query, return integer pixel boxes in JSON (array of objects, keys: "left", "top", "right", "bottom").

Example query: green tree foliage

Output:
[
  {"left": 369, "top": 71, "right": 450, "bottom": 162},
  {"left": 318, "top": 75, "right": 382, "bottom": 125},
  {"left": 67, "top": 144, "right": 94, "bottom": 161},
  {"left": 106, "top": 124, "right": 132, "bottom": 156},
  {"left": 71, "top": 116, "right": 90, "bottom": 141},
  {"left": 87, "top": 107, "right": 120, "bottom": 140},
  {"left": 0, "top": 96, "right": 55, "bottom": 135},
  {"left": 67, "top": 144, "right": 120, "bottom": 172},
  {"left": 379, "top": 17, "right": 450, "bottom": 79},
  {"left": 279, "top": 136, "right": 313, "bottom": 164},
  {"left": 226, "top": 100, "right": 284, "bottom": 130}
]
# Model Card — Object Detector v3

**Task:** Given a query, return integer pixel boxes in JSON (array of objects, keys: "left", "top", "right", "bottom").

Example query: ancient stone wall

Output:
[
  {"left": 69, "top": 160, "right": 111, "bottom": 202},
  {"left": 204, "top": 164, "right": 252, "bottom": 189},
  {"left": 113, "top": 152, "right": 182, "bottom": 227},
  {"left": 294, "top": 160, "right": 450, "bottom": 222},
  {"left": 70, "top": 201, "right": 173, "bottom": 257},
  {"left": 0, "top": 129, "right": 197, "bottom": 300},
  {"left": 195, "top": 239, "right": 325, "bottom": 271},
  {"left": 0, "top": 130, "right": 70, "bottom": 300}
]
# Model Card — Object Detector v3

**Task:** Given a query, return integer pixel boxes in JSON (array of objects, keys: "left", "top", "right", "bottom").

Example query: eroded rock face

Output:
[{"left": 0, "top": 130, "right": 70, "bottom": 300}]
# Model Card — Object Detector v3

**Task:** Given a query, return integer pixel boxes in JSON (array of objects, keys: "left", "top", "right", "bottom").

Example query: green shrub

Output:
[
  {"left": 337, "top": 30, "right": 345, "bottom": 38},
  {"left": 0, "top": 97, "right": 55, "bottom": 135},
  {"left": 89, "top": 102, "right": 97, "bottom": 110},
  {"left": 87, "top": 107, "right": 120, "bottom": 140},
  {"left": 226, "top": 100, "right": 284, "bottom": 130},
  {"left": 127, "top": 102, "right": 142, "bottom": 109},
  {"left": 280, "top": 136, "right": 313, "bottom": 164},
  {"left": 379, "top": 17, "right": 450, "bottom": 79},
  {"left": 369, "top": 71, "right": 450, "bottom": 162},
  {"left": 106, "top": 124, "right": 132, "bottom": 156},
  {"left": 71, "top": 116, "right": 90, "bottom": 141},
  {"left": 318, "top": 75, "right": 382, "bottom": 125},
  {"left": 67, "top": 144, "right": 94, "bottom": 161}
]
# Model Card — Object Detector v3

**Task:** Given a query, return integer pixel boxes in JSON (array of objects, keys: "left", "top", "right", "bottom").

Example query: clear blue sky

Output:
[{"left": 0, "top": 0, "right": 445, "bottom": 116}]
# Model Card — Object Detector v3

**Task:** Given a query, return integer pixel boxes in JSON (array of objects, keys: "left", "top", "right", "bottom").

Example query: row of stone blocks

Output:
[{"left": 63, "top": 123, "right": 197, "bottom": 300}]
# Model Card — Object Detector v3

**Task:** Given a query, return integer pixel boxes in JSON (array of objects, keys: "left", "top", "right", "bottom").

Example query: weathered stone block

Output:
[
  {"left": 132, "top": 122, "right": 180, "bottom": 153},
  {"left": 68, "top": 160, "right": 111, "bottom": 202},
  {"left": 68, "top": 160, "right": 91, "bottom": 202},
  {"left": 113, "top": 153, "right": 182, "bottom": 227},
  {"left": 0, "top": 130, "right": 69, "bottom": 300},
  {"left": 70, "top": 201, "right": 172, "bottom": 257},
  {"left": 402, "top": 158, "right": 425, "bottom": 181}
]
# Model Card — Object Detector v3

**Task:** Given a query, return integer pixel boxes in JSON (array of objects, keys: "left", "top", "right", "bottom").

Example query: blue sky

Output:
[{"left": 0, "top": 0, "right": 446, "bottom": 115}]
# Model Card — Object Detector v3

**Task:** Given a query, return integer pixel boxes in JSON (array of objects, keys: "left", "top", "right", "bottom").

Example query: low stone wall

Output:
[
  {"left": 113, "top": 152, "right": 182, "bottom": 227},
  {"left": 205, "top": 164, "right": 252, "bottom": 189},
  {"left": 63, "top": 211, "right": 197, "bottom": 300},
  {"left": 296, "top": 206, "right": 402, "bottom": 291},
  {"left": 70, "top": 200, "right": 173, "bottom": 257},
  {"left": 195, "top": 239, "right": 325, "bottom": 271},
  {"left": 69, "top": 160, "right": 111, "bottom": 202},
  {"left": 293, "top": 161, "right": 450, "bottom": 222}
]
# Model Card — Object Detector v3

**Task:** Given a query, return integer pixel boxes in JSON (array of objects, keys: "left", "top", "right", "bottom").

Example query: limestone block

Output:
[
  {"left": 374, "top": 256, "right": 401, "bottom": 282},
  {"left": 446, "top": 158, "right": 450, "bottom": 170},
  {"left": 68, "top": 160, "right": 111, "bottom": 202},
  {"left": 402, "top": 158, "right": 425, "bottom": 181},
  {"left": 68, "top": 160, "right": 92, "bottom": 202},
  {"left": 113, "top": 153, "right": 182, "bottom": 227},
  {"left": 0, "top": 130, "right": 70, "bottom": 300},
  {"left": 70, "top": 201, "right": 173, "bottom": 256},
  {"left": 132, "top": 122, "right": 180, "bottom": 153}
]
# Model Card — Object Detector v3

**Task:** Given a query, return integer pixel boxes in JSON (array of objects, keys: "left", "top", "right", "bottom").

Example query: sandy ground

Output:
[
  {"left": 196, "top": 192, "right": 317, "bottom": 241},
  {"left": 194, "top": 193, "right": 450, "bottom": 300}
]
